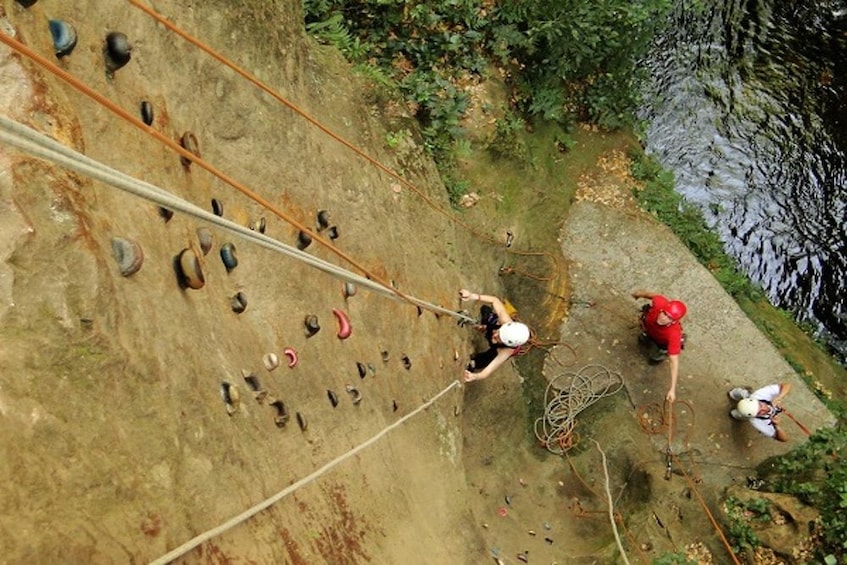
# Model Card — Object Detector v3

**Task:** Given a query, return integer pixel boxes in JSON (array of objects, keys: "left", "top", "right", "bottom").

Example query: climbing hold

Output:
[
  {"left": 316, "top": 209, "right": 331, "bottom": 231},
  {"left": 159, "top": 207, "right": 174, "bottom": 222},
  {"left": 416, "top": 306, "right": 423, "bottom": 317},
  {"left": 327, "top": 226, "right": 339, "bottom": 240},
  {"left": 220, "top": 242, "right": 238, "bottom": 272},
  {"left": 175, "top": 248, "right": 204, "bottom": 289},
  {"left": 392, "top": 400, "right": 398, "bottom": 412},
  {"left": 283, "top": 347, "right": 298, "bottom": 368},
  {"left": 262, "top": 353, "right": 280, "bottom": 371},
  {"left": 140, "top": 100, "right": 154, "bottom": 126},
  {"left": 104, "top": 32, "right": 132, "bottom": 74},
  {"left": 250, "top": 217, "right": 266, "bottom": 234},
  {"left": 327, "top": 389, "right": 339, "bottom": 408},
  {"left": 220, "top": 382, "right": 239, "bottom": 416},
  {"left": 269, "top": 399, "right": 289, "bottom": 428},
  {"left": 367, "top": 363, "right": 376, "bottom": 377},
  {"left": 230, "top": 292, "right": 247, "bottom": 314},
  {"left": 196, "top": 227, "right": 213, "bottom": 256},
  {"left": 346, "top": 385, "right": 362, "bottom": 405},
  {"left": 296, "top": 230, "right": 312, "bottom": 250},
  {"left": 241, "top": 370, "right": 267, "bottom": 403},
  {"left": 211, "top": 198, "right": 224, "bottom": 217},
  {"left": 49, "top": 20, "right": 77, "bottom": 59},
  {"left": 332, "top": 308, "right": 351, "bottom": 340},
  {"left": 401, "top": 354, "right": 411, "bottom": 370},
  {"left": 356, "top": 362, "right": 367, "bottom": 379},
  {"left": 342, "top": 281, "right": 357, "bottom": 299},
  {"left": 380, "top": 346, "right": 390, "bottom": 363},
  {"left": 296, "top": 411, "right": 307, "bottom": 431},
  {"left": 16, "top": 0, "right": 38, "bottom": 7},
  {"left": 179, "top": 131, "right": 200, "bottom": 168},
  {"left": 516, "top": 552, "right": 528, "bottom": 563},
  {"left": 110, "top": 237, "right": 143, "bottom": 277},
  {"left": 304, "top": 314, "right": 320, "bottom": 337}
]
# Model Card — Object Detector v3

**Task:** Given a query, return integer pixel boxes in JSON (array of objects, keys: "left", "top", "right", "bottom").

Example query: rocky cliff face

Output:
[{"left": 0, "top": 1, "right": 496, "bottom": 562}]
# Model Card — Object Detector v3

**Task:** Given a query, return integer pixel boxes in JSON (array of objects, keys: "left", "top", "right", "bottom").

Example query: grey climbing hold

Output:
[{"left": 110, "top": 237, "right": 143, "bottom": 277}]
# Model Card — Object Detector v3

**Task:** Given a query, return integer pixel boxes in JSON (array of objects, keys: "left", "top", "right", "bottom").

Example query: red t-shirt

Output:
[{"left": 642, "top": 295, "right": 684, "bottom": 355}]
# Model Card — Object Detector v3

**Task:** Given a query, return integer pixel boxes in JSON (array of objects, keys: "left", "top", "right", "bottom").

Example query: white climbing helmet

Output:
[
  {"left": 737, "top": 398, "right": 759, "bottom": 418},
  {"left": 499, "top": 322, "right": 530, "bottom": 348}
]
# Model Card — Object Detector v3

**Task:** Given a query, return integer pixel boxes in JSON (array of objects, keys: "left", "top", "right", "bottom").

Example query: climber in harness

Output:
[
  {"left": 459, "top": 288, "right": 530, "bottom": 383},
  {"left": 727, "top": 383, "right": 792, "bottom": 442}
]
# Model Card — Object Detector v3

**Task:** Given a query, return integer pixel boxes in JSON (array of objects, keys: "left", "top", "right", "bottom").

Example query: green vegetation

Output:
[
  {"left": 723, "top": 496, "right": 762, "bottom": 553},
  {"left": 304, "top": 0, "right": 672, "bottom": 201},
  {"left": 764, "top": 426, "right": 847, "bottom": 562}
]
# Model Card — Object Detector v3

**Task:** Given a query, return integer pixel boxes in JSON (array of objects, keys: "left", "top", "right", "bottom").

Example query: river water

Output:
[{"left": 638, "top": 0, "right": 847, "bottom": 362}]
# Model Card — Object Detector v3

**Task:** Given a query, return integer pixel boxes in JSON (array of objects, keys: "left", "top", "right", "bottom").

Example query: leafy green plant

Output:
[
  {"left": 486, "top": 112, "right": 528, "bottom": 162},
  {"left": 766, "top": 426, "right": 847, "bottom": 561},
  {"left": 653, "top": 553, "right": 696, "bottom": 565},
  {"left": 724, "top": 496, "right": 761, "bottom": 553}
]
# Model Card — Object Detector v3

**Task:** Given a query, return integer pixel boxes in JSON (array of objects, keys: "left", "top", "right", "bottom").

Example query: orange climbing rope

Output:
[
  {"left": 128, "top": 0, "right": 563, "bottom": 283},
  {"left": 0, "top": 30, "right": 433, "bottom": 313}
]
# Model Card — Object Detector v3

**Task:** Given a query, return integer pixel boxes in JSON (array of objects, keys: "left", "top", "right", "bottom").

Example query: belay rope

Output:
[{"left": 534, "top": 364, "right": 624, "bottom": 454}]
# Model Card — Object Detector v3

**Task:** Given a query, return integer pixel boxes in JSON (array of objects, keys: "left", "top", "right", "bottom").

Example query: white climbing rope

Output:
[
  {"left": 590, "top": 439, "right": 631, "bottom": 565},
  {"left": 534, "top": 364, "right": 624, "bottom": 454},
  {"left": 0, "top": 115, "right": 474, "bottom": 323},
  {"left": 148, "top": 380, "right": 461, "bottom": 565}
]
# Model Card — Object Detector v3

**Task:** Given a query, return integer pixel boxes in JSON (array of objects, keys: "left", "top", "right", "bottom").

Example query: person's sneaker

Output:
[
  {"left": 648, "top": 347, "right": 668, "bottom": 364},
  {"left": 730, "top": 409, "right": 746, "bottom": 420},
  {"left": 728, "top": 387, "right": 750, "bottom": 401},
  {"left": 638, "top": 332, "right": 651, "bottom": 345}
]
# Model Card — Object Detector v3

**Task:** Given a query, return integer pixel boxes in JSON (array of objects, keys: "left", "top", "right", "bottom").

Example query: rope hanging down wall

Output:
[{"left": 0, "top": 115, "right": 473, "bottom": 323}]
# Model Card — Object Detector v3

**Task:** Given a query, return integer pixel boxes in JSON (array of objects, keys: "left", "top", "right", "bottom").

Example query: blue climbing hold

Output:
[{"left": 49, "top": 20, "right": 77, "bottom": 59}]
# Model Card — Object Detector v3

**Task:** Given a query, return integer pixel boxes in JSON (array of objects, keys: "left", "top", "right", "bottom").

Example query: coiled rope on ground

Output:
[{"left": 534, "top": 364, "right": 624, "bottom": 454}]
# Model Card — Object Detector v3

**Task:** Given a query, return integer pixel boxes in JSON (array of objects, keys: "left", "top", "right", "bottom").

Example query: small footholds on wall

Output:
[
  {"left": 269, "top": 399, "right": 289, "bottom": 428},
  {"left": 342, "top": 282, "right": 357, "bottom": 299},
  {"left": 241, "top": 370, "right": 267, "bottom": 403},
  {"left": 110, "top": 237, "right": 143, "bottom": 277},
  {"left": 401, "top": 354, "right": 412, "bottom": 370},
  {"left": 211, "top": 198, "right": 224, "bottom": 217},
  {"left": 296, "top": 412, "right": 307, "bottom": 432},
  {"left": 326, "top": 226, "right": 339, "bottom": 240},
  {"left": 159, "top": 207, "right": 174, "bottom": 222},
  {"left": 262, "top": 353, "right": 280, "bottom": 372},
  {"left": 356, "top": 362, "right": 367, "bottom": 379},
  {"left": 140, "top": 100, "right": 154, "bottom": 126},
  {"left": 316, "top": 209, "right": 331, "bottom": 231},
  {"left": 332, "top": 308, "right": 351, "bottom": 339},
  {"left": 196, "top": 228, "right": 213, "bottom": 256},
  {"left": 380, "top": 346, "right": 390, "bottom": 363},
  {"left": 230, "top": 292, "right": 247, "bottom": 314},
  {"left": 296, "top": 230, "right": 312, "bottom": 251},
  {"left": 283, "top": 347, "right": 298, "bottom": 368},
  {"left": 220, "top": 382, "right": 239, "bottom": 416},
  {"left": 304, "top": 314, "right": 320, "bottom": 337},
  {"left": 346, "top": 385, "right": 362, "bottom": 405},
  {"left": 104, "top": 32, "right": 132, "bottom": 75},
  {"left": 175, "top": 247, "right": 204, "bottom": 290},
  {"left": 249, "top": 217, "right": 266, "bottom": 234},
  {"left": 49, "top": 20, "right": 77, "bottom": 59},
  {"left": 179, "top": 131, "right": 200, "bottom": 168},
  {"left": 327, "top": 389, "right": 339, "bottom": 408},
  {"left": 220, "top": 242, "right": 238, "bottom": 272}
]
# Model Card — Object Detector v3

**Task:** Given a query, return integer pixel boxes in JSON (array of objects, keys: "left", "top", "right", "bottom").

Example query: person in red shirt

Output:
[{"left": 631, "top": 290, "right": 687, "bottom": 403}]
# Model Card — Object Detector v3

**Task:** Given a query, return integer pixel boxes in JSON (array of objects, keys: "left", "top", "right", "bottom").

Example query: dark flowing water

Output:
[{"left": 638, "top": 0, "right": 847, "bottom": 362}]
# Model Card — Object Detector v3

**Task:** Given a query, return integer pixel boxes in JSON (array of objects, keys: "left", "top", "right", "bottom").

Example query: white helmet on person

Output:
[
  {"left": 499, "top": 322, "right": 530, "bottom": 348},
  {"left": 737, "top": 398, "right": 759, "bottom": 418}
]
